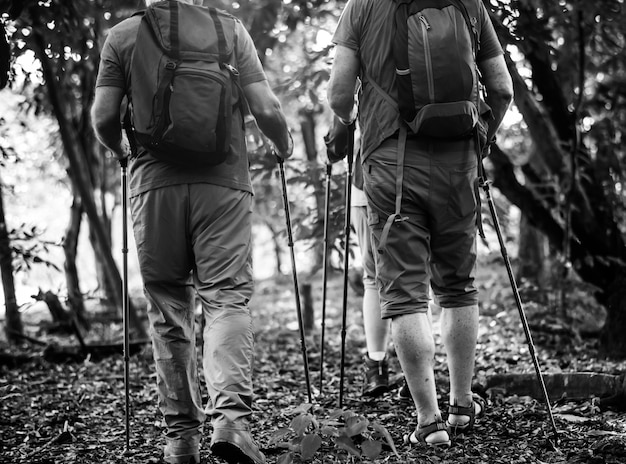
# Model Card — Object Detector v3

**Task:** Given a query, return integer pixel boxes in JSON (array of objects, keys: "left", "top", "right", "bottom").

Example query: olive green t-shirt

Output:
[
  {"left": 96, "top": 7, "right": 266, "bottom": 197},
  {"left": 332, "top": 0, "right": 504, "bottom": 160}
]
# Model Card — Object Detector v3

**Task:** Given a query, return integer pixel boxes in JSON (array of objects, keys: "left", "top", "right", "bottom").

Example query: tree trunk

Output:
[
  {"left": 90, "top": 146, "right": 118, "bottom": 307},
  {"left": 0, "top": 179, "right": 22, "bottom": 342},
  {"left": 299, "top": 107, "right": 325, "bottom": 276},
  {"left": 62, "top": 180, "right": 88, "bottom": 329},
  {"left": 262, "top": 220, "right": 283, "bottom": 276},
  {"left": 600, "top": 274, "right": 626, "bottom": 359},
  {"left": 301, "top": 283, "right": 314, "bottom": 332},
  {"left": 516, "top": 213, "right": 550, "bottom": 289},
  {"left": 32, "top": 28, "right": 146, "bottom": 338}
]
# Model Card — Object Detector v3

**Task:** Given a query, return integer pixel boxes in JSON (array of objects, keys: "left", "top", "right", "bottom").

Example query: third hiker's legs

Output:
[{"left": 362, "top": 286, "right": 389, "bottom": 357}]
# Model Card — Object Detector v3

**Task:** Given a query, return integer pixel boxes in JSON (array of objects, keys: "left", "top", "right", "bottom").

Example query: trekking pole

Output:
[
  {"left": 319, "top": 163, "right": 333, "bottom": 395},
  {"left": 338, "top": 122, "right": 356, "bottom": 408},
  {"left": 121, "top": 110, "right": 135, "bottom": 455},
  {"left": 119, "top": 155, "right": 131, "bottom": 455},
  {"left": 478, "top": 162, "right": 559, "bottom": 446},
  {"left": 276, "top": 155, "right": 313, "bottom": 403}
]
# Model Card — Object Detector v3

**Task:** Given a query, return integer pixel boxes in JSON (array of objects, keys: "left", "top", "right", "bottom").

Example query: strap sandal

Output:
[
  {"left": 403, "top": 420, "right": 451, "bottom": 448},
  {"left": 445, "top": 393, "right": 487, "bottom": 436}
]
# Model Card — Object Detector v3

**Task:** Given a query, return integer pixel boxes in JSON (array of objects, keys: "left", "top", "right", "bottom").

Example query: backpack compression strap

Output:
[{"left": 377, "top": 126, "right": 409, "bottom": 253}]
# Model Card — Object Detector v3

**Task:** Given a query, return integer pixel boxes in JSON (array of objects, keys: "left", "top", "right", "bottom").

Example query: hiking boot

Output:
[
  {"left": 210, "top": 428, "right": 266, "bottom": 464},
  {"left": 362, "top": 355, "right": 389, "bottom": 397}
]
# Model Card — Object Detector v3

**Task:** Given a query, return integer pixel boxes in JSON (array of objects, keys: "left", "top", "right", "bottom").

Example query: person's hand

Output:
[
  {"left": 114, "top": 136, "right": 132, "bottom": 160},
  {"left": 324, "top": 115, "right": 351, "bottom": 164},
  {"left": 276, "top": 131, "right": 293, "bottom": 160}
]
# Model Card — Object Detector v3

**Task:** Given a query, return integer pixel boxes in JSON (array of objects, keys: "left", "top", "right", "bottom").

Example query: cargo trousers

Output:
[{"left": 131, "top": 183, "right": 255, "bottom": 460}]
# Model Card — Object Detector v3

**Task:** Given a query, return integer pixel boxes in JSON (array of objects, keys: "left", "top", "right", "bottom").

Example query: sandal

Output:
[
  {"left": 445, "top": 393, "right": 486, "bottom": 436},
  {"left": 403, "top": 420, "right": 451, "bottom": 448}
]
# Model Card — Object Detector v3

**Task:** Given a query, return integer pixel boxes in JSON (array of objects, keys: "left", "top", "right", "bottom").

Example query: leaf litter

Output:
[{"left": 1, "top": 268, "right": 625, "bottom": 463}]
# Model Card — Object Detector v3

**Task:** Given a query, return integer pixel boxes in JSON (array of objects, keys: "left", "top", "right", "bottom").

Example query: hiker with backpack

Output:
[
  {"left": 327, "top": 0, "right": 513, "bottom": 449},
  {"left": 91, "top": 1, "right": 292, "bottom": 463}
]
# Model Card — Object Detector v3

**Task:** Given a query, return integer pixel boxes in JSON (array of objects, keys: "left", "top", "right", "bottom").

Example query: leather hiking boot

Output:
[
  {"left": 210, "top": 428, "right": 266, "bottom": 464},
  {"left": 362, "top": 355, "right": 389, "bottom": 397}
]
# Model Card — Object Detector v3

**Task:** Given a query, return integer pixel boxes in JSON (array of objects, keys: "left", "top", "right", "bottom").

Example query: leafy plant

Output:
[{"left": 270, "top": 403, "right": 400, "bottom": 462}]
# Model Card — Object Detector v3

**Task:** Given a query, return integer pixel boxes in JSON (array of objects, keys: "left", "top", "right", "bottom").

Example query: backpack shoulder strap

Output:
[
  {"left": 448, "top": 0, "right": 480, "bottom": 54},
  {"left": 208, "top": 7, "right": 229, "bottom": 64}
]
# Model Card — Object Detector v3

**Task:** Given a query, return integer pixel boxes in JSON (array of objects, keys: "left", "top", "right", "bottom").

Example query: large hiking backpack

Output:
[
  {"left": 129, "top": 0, "right": 241, "bottom": 166},
  {"left": 370, "top": 0, "right": 487, "bottom": 139}
]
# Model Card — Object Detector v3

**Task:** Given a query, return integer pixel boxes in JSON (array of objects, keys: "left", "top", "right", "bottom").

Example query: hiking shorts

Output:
[
  {"left": 351, "top": 204, "right": 377, "bottom": 291},
  {"left": 363, "top": 137, "right": 479, "bottom": 318}
]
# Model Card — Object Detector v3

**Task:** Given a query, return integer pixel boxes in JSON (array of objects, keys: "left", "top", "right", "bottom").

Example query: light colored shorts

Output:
[{"left": 351, "top": 204, "right": 377, "bottom": 291}]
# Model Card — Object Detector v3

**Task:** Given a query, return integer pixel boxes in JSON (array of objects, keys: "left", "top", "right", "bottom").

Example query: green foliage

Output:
[{"left": 270, "top": 403, "right": 400, "bottom": 462}]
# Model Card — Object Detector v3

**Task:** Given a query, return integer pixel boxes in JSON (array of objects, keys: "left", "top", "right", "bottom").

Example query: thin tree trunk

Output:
[
  {"left": 601, "top": 274, "right": 626, "bottom": 358},
  {"left": 299, "top": 107, "right": 325, "bottom": 276},
  {"left": 516, "top": 213, "right": 550, "bottom": 289},
  {"left": 0, "top": 178, "right": 23, "bottom": 342},
  {"left": 63, "top": 179, "right": 88, "bottom": 329},
  {"left": 263, "top": 220, "right": 283, "bottom": 276}
]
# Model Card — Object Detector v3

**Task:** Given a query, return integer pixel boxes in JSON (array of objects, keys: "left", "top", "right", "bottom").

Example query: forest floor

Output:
[{"left": 1, "top": 252, "right": 626, "bottom": 464}]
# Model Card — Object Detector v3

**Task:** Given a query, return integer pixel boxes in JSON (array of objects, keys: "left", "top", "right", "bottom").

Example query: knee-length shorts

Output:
[{"left": 363, "top": 137, "right": 479, "bottom": 318}]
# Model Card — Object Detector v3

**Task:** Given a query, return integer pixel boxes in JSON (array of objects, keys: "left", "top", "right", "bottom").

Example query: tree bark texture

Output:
[
  {"left": 62, "top": 182, "right": 88, "bottom": 329},
  {"left": 516, "top": 213, "right": 550, "bottom": 289},
  {"left": 0, "top": 179, "right": 23, "bottom": 342}
]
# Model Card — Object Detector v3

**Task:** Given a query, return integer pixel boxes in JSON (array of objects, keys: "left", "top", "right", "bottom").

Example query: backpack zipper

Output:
[{"left": 418, "top": 14, "right": 435, "bottom": 104}]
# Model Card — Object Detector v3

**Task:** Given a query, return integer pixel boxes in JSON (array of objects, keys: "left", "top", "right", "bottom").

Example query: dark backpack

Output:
[
  {"left": 369, "top": 0, "right": 490, "bottom": 140},
  {"left": 129, "top": 1, "right": 242, "bottom": 166},
  {"left": 373, "top": 0, "right": 490, "bottom": 251}
]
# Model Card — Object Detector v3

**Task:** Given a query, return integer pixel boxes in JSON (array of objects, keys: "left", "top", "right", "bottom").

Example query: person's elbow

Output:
[
  {"left": 251, "top": 96, "right": 282, "bottom": 125},
  {"left": 327, "top": 84, "right": 354, "bottom": 121},
  {"left": 91, "top": 104, "right": 107, "bottom": 137},
  {"left": 497, "top": 75, "right": 514, "bottom": 106}
]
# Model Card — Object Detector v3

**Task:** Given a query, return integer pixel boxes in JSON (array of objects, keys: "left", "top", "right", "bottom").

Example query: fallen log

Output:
[
  {"left": 42, "top": 340, "right": 149, "bottom": 363},
  {"left": 485, "top": 372, "right": 626, "bottom": 411}
]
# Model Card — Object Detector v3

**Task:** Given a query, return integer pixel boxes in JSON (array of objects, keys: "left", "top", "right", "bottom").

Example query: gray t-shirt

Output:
[
  {"left": 96, "top": 7, "right": 266, "bottom": 197},
  {"left": 332, "top": 0, "right": 503, "bottom": 160}
]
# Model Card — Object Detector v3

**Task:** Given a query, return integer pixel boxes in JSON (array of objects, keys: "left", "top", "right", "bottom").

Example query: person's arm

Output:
[
  {"left": 243, "top": 80, "right": 293, "bottom": 159},
  {"left": 478, "top": 54, "right": 514, "bottom": 144},
  {"left": 327, "top": 45, "right": 360, "bottom": 124},
  {"left": 91, "top": 85, "right": 128, "bottom": 159}
]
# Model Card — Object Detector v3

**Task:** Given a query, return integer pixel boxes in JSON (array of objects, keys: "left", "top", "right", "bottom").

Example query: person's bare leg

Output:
[
  {"left": 363, "top": 287, "right": 389, "bottom": 358},
  {"left": 392, "top": 312, "right": 448, "bottom": 444},
  {"left": 441, "top": 304, "right": 480, "bottom": 425}
]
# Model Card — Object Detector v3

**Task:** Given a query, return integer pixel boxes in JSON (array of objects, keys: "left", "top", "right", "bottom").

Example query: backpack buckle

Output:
[
  {"left": 223, "top": 63, "right": 239, "bottom": 77},
  {"left": 165, "top": 61, "right": 177, "bottom": 71}
]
